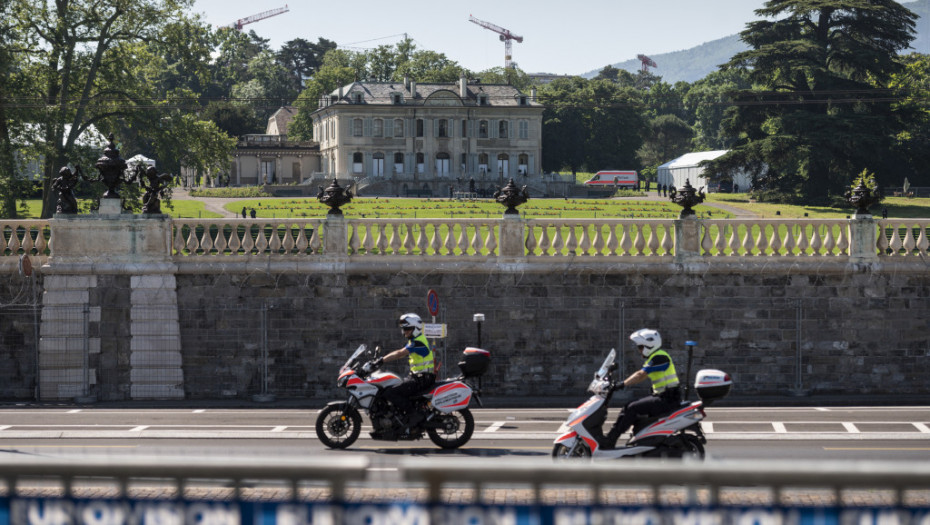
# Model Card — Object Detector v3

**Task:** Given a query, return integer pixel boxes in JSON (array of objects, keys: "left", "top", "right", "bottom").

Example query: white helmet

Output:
[
  {"left": 630, "top": 328, "right": 662, "bottom": 358},
  {"left": 398, "top": 313, "right": 424, "bottom": 337}
]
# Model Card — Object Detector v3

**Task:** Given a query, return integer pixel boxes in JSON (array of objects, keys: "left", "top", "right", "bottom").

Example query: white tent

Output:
[
  {"left": 127, "top": 154, "right": 155, "bottom": 169},
  {"left": 656, "top": 150, "right": 751, "bottom": 193}
]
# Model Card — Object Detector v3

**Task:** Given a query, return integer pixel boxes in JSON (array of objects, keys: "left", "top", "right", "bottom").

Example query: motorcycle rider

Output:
[
  {"left": 373, "top": 313, "right": 436, "bottom": 427},
  {"left": 602, "top": 328, "right": 681, "bottom": 449}
]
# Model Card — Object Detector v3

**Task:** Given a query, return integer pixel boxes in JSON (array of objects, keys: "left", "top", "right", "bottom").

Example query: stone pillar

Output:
[
  {"left": 323, "top": 214, "right": 348, "bottom": 258},
  {"left": 849, "top": 215, "right": 879, "bottom": 263},
  {"left": 498, "top": 214, "right": 525, "bottom": 258},
  {"left": 41, "top": 213, "right": 183, "bottom": 400},
  {"left": 674, "top": 216, "right": 702, "bottom": 263}
]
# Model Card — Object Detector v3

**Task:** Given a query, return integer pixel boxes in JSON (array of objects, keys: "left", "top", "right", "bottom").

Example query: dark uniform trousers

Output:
[{"left": 384, "top": 372, "right": 436, "bottom": 415}]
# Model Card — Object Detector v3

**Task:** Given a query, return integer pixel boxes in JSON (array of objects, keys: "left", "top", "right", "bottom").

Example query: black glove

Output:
[{"left": 612, "top": 381, "right": 625, "bottom": 391}]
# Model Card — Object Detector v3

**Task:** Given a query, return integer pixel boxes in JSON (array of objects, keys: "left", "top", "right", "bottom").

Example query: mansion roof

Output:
[{"left": 318, "top": 78, "right": 542, "bottom": 109}]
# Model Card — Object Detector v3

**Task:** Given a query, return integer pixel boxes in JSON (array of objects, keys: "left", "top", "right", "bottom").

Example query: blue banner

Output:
[{"left": 3, "top": 497, "right": 929, "bottom": 525}]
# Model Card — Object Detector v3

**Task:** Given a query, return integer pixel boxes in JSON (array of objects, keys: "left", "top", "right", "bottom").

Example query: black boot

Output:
[{"left": 602, "top": 427, "right": 623, "bottom": 450}]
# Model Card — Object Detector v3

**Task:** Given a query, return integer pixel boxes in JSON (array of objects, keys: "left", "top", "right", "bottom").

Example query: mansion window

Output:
[
  {"left": 478, "top": 120, "right": 488, "bottom": 139},
  {"left": 478, "top": 153, "right": 489, "bottom": 174},
  {"left": 394, "top": 152, "right": 404, "bottom": 173},
  {"left": 353, "top": 152, "right": 363, "bottom": 174},
  {"left": 519, "top": 120, "right": 529, "bottom": 139},
  {"left": 352, "top": 118, "right": 363, "bottom": 137},
  {"left": 416, "top": 119, "right": 424, "bottom": 137},
  {"left": 372, "top": 153, "right": 385, "bottom": 176},
  {"left": 394, "top": 119, "right": 404, "bottom": 138},
  {"left": 416, "top": 153, "right": 425, "bottom": 173},
  {"left": 435, "top": 153, "right": 450, "bottom": 175},
  {"left": 373, "top": 119, "right": 383, "bottom": 137},
  {"left": 438, "top": 119, "right": 449, "bottom": 138},
  {"left": 519, "top": 154, "right": 529, "bottom": 175},
  {"left": 499, "top": 120, "right": 509, "bottom": 138}
]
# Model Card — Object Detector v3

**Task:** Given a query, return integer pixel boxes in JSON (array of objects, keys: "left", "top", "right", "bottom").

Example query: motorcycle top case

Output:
[
  {"left": 458, "top": 347, "right": 490, "bottom": 378},
  {"left": 695, "top": 369, "right": 731, "bottom": 404}
]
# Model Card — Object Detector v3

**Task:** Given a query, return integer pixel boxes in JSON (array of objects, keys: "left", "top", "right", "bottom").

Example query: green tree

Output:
[
  {"left": 539, "top": 77, "right": 587, "bottom": 174},
  {"left": 9, "top": 0, "right": 198, "bottom": 218},
  {"left": 685, "top": 68, "right": 752, "bottom": 150},
  {"left": 706, "top": 0, "right": 917, "bottom": 203},
  {"left": 276, "top": 37, "right": 336, "bottom": 93},
  {"left": 637, "top": 114, "right": 694, "bottom": 169},
  {"left": 885, "top": 53, "right": 930, "bottom": 187}
]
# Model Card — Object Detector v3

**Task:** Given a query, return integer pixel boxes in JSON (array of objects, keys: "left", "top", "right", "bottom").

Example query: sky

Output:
[{"left": 191, "top": 0, "right": 769, "bottom": 76}]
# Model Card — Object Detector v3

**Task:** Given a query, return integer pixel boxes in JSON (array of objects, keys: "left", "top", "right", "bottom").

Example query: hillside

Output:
[{"left": 582, "top": 0, "right": 929, "bottom": 83}]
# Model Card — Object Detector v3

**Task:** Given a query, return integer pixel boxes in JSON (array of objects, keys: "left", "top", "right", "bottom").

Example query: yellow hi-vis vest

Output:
[
  {"left": 645, "top": 349, "right": 679, "bottom": 394},
  {"left": 408, "top": 334, "right": 434, "bottom": 374}
]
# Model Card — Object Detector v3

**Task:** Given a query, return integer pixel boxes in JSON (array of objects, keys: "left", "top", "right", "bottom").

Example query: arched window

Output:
[
  {"left": 394, "top": 152, "right": 404, "bottom": 174},
  {"left": 478, "top": 153, "right": 489, "bottom": 175},
  {"left": 497, "top": 154, "right": 509, "bottom": 180},
  {"left": 518, "top": 154, "right": 529, "bottom": 176},
  {"left": 478, "top": 120, "right": 489, "bottom": 139}
]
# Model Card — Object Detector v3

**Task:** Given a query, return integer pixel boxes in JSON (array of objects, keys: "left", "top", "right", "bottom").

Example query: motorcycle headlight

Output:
[{"left": 337, "top": 375, "right": 349, "bottom": 388}]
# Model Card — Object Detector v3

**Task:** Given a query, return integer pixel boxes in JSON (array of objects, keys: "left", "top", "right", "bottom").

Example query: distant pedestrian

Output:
[
  {"left": 882, "top": 207, "right": 888, "bottom": 219},
  {"left": 241, "top": 207, "right": 247, "bottom": 219},
  {"left": 250, "top": 208, "right": 256, "bottom": 219}
]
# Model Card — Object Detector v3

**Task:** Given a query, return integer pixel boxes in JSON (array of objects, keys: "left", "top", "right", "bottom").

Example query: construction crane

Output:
[
  {"left": 637, "top": 54, "right": 658, "bottom": 73},
  {"left": 469, "top": 15, "right": 523, "bottom": 69},
  {"left": 225, "top": 5, "right": 290, "bottom": 31}
]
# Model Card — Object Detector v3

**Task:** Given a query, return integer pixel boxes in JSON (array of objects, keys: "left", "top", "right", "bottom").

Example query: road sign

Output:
[
  {"left": 423, "top": 323, "right": 447, "bottom": 338},
  {"left": 427, "top": 289, "right": 440, "bottom": 317}
]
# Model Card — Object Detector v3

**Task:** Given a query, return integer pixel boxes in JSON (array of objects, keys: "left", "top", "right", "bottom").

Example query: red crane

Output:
[
  {"left": 226, "top": 5, "right": 290, "bottom": 31},
  {"left": 469, "top": 15, "right": 524, "bottom": 69},
  {"left": 637, "top": 54, "right": 658, "bottom": 73}
]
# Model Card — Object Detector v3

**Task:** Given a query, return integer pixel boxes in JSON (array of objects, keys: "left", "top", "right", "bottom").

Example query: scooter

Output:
[
  {"left": 552, "top": 342, "right": 731, "bottom": 459},
  {"left": 315, "top": 344, "right": 490, "bottom": 449}
]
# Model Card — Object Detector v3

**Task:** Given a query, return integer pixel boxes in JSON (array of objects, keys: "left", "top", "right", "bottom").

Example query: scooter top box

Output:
[
  {"left": 458, "top": 347, "right": 490, "bottom": 378},
  {"left": 695, "top": 369, "right": 731, "bottom": 404}
]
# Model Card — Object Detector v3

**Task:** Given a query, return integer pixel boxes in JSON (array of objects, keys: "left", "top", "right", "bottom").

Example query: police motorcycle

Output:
[
  {"left": 315, "top": 344, "right": 490, "bottom": 449},
  {"left": 552, "top": 342, "right": 731, "bottom": 460}
]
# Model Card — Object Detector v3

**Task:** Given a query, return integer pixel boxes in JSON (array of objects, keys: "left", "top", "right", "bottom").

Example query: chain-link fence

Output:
[{"left": 3, "top": 295, "right": 929, "bottom": 402}]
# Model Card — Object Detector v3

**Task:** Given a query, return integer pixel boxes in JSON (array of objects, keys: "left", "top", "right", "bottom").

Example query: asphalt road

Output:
[{"left": 0, "top": 406, "right": 928, "bottom": 463}]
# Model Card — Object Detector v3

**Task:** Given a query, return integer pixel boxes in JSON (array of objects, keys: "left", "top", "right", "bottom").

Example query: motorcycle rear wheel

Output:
[
  {"left": 680, "top": 433, "right": 706, "bottom": 459},
  {"left": 552, "top": 443, "right": 591, "bottom": 459},
  {"left": 315, "top": 404, "right": 362, "bottom": 449},
  {"left": 427, "top": 409, "right": 474, "bottom": 449}
]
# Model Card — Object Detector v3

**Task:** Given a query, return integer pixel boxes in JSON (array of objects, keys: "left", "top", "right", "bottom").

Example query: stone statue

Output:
[
  {"left": 52, "top": 165, "right": 88, "bottom": 214},
  {"left": 137, "top": 165, "right": 173, "bottom": 214}
]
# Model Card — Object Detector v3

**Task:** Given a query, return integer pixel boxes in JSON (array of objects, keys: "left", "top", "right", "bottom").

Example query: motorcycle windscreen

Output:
[
  {"left": 341, "top": 344, "right": 367, "bottom": 371},
  {"left": 430, "top": 382, "right": 472, "bottom": 412},
  {"left": 588, "top": 349, "right": 617, "bottom": 391}
]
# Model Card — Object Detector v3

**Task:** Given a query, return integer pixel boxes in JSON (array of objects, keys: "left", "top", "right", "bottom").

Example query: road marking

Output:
[
  {"left": 193, "top": 409, "right": 206, "bottom": 413},
  {"left": 842, "top": 422, "right": 860, "bottom": 433},
  {"left": 67, "top": 410, "right": 81, "bottom": 414},
  {"left": 271, "top": 426, "right": 287, "bottom": 432},
  {"left": 815, "top": 407, "right": 830, "bottom": 412},
  {"left": 772, "top": 422, "right": 787, "bottom": 433},
  {"left": 129, "top": 426, "right": 148, "bottom": 432},
  {"left": 913, "top": 423, "right": 930, "bottom": 433},
  {"left": 484, "top": 422, "right": 505, "bottom": 432},
  {"left": 0, "top": 426, "right": 9, "bottom": 431},
  {"left": 824, "top": 447, "right": 930, "bottom": 451},
  {"left": 703, "top": 423, "right": 713, "bottom": 433}
]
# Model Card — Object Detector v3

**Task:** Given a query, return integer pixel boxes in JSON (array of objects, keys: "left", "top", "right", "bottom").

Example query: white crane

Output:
[
  {"left": 468, "top": 15, "right": 523, "bottom": 69},
  {"left": 225, "top": 5, "right": 290, "bottom": 31}
]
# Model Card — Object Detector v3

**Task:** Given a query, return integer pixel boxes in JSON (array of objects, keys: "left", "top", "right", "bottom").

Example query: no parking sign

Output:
[{"left": 427, "top": 289, "right": 440, "bottom": 317}]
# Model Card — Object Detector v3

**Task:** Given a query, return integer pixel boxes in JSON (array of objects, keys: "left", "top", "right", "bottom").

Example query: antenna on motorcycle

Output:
[{"left": 684, "top": 341, "right": 697, "bottom": 401}]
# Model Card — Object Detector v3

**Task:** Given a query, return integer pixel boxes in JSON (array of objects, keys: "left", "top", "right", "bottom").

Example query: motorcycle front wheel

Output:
[
  {"left": 315, "top": 404, "right": 362, "bottom": 449},
  {"left": 552, "top": 443, "right": 591, "bottom": 459},
  {"left": 427, "top": 409, "right": 474, "bottom": 449}
]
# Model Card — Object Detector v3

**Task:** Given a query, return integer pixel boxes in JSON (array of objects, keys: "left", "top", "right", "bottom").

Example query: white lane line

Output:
[
  {"left": 67, "top": 409, "right": 81, "bottom": 413},
  {"left": 271, "top": 426, "right": 287, "bottom": 432},
  {"left": 703, "top": 423, "right": 713, "bottom": 434},
  {"left": 484, "top": 422, "right": 505, "bottom": 432},
  {"left": 815, "top": 407, "right": 830, "bottom": 412},
  {"left": 913, "top": 423, "right": 930, "bottom": 433},
  {"left": 129, "top": 426, "right": 149, "bottom": 432},
  {"left": 842, "top": 422, "right": 860, "bottom": 433},
  {"left": 772, "top": 422, "right": 787, "bottom": 433},
  {"left": 193, "top": 409, "right": 206, "bottom": 413},
  {"left": 0, "top": 426, "right": 10, "bottom": 431}
]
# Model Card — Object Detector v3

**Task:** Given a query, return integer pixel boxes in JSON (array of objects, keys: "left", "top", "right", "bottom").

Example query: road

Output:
[{"left": 0, "top": 406, "right": 928, "bottom": 463}]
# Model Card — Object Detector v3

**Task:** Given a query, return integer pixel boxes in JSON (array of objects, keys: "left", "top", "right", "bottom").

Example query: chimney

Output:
[
  {"left": 531, "top": 87, "right": 537, "bottom": 102},
  {"left": 404, "top": 75, "right": 410, "bottom": 91},
  {"left": 460, "top": 74, "right": 467, "bottom": 98},
  {"left": 411, "top": 81, "right": 417, "bottom": 99},
  {"left": 338, "top": 85, "right": 344, "bottom": 99}
]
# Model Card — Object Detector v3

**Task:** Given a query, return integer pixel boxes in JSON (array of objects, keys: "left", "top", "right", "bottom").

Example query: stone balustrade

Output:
[{"left": 4, "top": 216, "right": 930, "bottom": 261}]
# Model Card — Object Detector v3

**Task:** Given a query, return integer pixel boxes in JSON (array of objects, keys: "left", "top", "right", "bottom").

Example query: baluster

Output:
[
  {"left": 917, "top": 225, "right": 929, "bottom": 256},
  {"left": 579, "top": 224, "right": 592, "bottom": 256},
  {"left": 214, "top": 224, "right": 229, "bottom": 254},
  {"left": 309, "top": 222, "right": 322, "bottom": 254},
  {"left": 618, "top": 224, "right": 632, "bottom": 256},
  {"left": 389, "top": 223, "right": 402, "bottom": 255},
  {"left": 200, "top": 224, "right": 215, "bottom": 254},
  {"left": 661, "top": 224, "right": 673, "bottom": 256},
  {"left": 605, "top": 224, "right": 618, "bottom": 256},
  {"left": 835, "top": 223, "right": 849, "bottom": 256},
  {"left": 887, "top": 224, "right": 903, "bottom": 255},
  {"left": 741, "top": 222, "right": 755, "bottom": 256},
  {"left": 228, "top": 224, "right": 242, "bottom": 254},
  {"left": 565, "top": 224, "right": 578, "bottom": 256},
  {"left": 456, "top": 222, "right": 469, "bottom": 255},
  {"left": 754, "top": 223, "right": 768, "bottom": 256},
  {"left": 701, "top": 222, "right": 714, "bottom": 256},
  {"left": 903, "top": 223, "right": 917, "bottom": 256},
  {"left": 592, "top": 224, "right": 606, "bottom": 256},
  {"left": 268, "top": 224, "right": 282, "bottom": 254},
  {"left": 403, "top": 224, "right": 416, "bottom": 255},
  {"left": 8, "top": 227, "right": 21, "bottom": 254},
  {"left": 768, "top": 223, "right": 782, "bottom": 256},
  {"left": 484, "top": 223, "right": 498, "bottom": 256},
  {"left": 359, "top": 223, "right": 373, "bottom": 255},
  {"left": 632, "top": 226, "right": 645, "bottom": 256},
  {"left": 21, "top": 227, "right": 35, "bottom": 254},
  {"left": 255, "top": 224, "right": 269, "bottom": 253},
  {"left": 876, "top": 222, "right": 890, "bottom": 255},
  {"left": 822, "top": 224, "right": 837, "bottom": 256},
  {"left": 728, "top": 222, "right": 742, "bottom": 256},
  {"left": 714, "top": 223, "right": 727, "bottom": 256},
  {"left": 537, "top": 223, "right": 551, "bottom": 256},
  {"left": 35, "top": 226, "right": 48, "bottom": 254},
  {"left": 552, "top": 224, "right": 565, "bottom": 256},
  {"left": 281, "top": 224, "right": 296, "bottom": 254},
  {"left": 782, "top": 223, "right": 796, "bottom": 257},
  {"left": 809, "top": 224, "right": 823, "bottom": 256},
  {"left": 471, "top": 223, "right": 485, "bottom": 255},
  {"left": 647, "top": 225, "right": 660, "bottom": 256},
  {"left": 429, "top": 222, "right": 442, "bottom": 256},
  {"left": 795, "top": 224, "right": 809, "bottom": 256},
  {"left": 347, "top": 223, "right": 360, "bottom": 255},
  {"left": 416, "top": 223, "right": 429, "bottom": 255},
  {"left": 296, "top": 224, "right": 309, "bottom": 254},
  {"left": 186, "top": 224, "right": 200, "bottom": 254}
]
